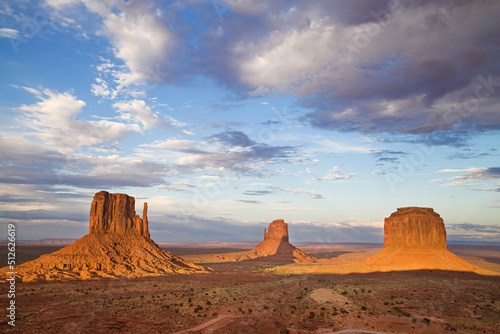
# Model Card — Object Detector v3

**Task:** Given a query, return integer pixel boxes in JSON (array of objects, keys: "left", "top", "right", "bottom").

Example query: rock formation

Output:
[
  {"left": 273, "top": 207, "right": 497, "bottom": 276},
  {"left": 384, "top": 207, "right": 446, "bottom": 249},
  {"left": 251, "top": 219, "right": 313, "bottom": 260},
  {"left": 360, "top": 206, "right": 492, "bottom": 273},
  {"left": 89, "top": 191, "right": 150, "bottom": 238},
  {"left": 184, "top": 219, "right": 316, "bottom": 263},
  {"left": 0, "top": 191, "right": 207, "bottom": 282}
]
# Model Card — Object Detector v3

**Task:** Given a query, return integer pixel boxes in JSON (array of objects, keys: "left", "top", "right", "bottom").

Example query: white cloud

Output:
[
  {"left": 432, "top": 167, "right": 500, "bottom": 187},
  {"left": 113, "top": 99, "right": 158, "bottom": 131},
  {"left": 101, "top": 6, "right": 172, "bottom": 87},
  {"left": 0, "top": 28, "right": 19, "bottom": 39},
  {"left": 308, "top": 166, "right": 356, "bottom": 183},
  {"left": 15, "top": 87, "right": 144, "bottom": 153}
]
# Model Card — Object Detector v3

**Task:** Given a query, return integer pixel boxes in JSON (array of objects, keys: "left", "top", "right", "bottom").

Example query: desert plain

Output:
[{"left": 1, "top": 241, "right": 499, "bottom": 334}]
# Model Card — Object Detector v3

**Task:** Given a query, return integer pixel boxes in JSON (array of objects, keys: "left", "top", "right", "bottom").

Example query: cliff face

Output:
[
  {"left": 384, "top": 207, "right": 447, "bottom": 249},
  {"left": 252, "top": 219, "right": 315, "bottom": 262},
  {"left": 1, "top": 190, "right": 207, "bottom": 282},
  {"left": 89, "top": 191, "right": 149, "bottom": 238},
  {"left": 263, "top": 219, "right": 289, "bottom": 243}
]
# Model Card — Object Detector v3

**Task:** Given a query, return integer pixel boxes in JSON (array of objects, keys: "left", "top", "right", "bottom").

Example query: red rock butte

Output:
[
  {"left": 273, "top": 207, "right": 498, "bottom": 276},
  {"left": 0, "top": 191, "right": 207, "bottom": 282},
  {"left": 251, "top": 219, "right": 314, "bottom": 261},
  {"left": 89, "top": 191, "right": 150, "bottom": 238},
  {"left": 184, "top": 219, "right": 317, "bottom": 263},
  {"left": 384, "top": 207, "right": 446, "bottom": 249},
  {"left": 361, "top": 207, "right": 494, "bottom": 274}
]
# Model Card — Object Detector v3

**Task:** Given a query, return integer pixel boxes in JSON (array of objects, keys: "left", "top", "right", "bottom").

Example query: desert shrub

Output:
[
  {"left": 206, "top": 300, "right": 212, "bottom": 305},
  {"left": 361, "top": 306, "right": 367, "bottom": 311},
  {"left": 422, "top": 318, "right": 431, "bottom": 325},
  {"left": 309, "top": 312, "right": 315, "bottom": 319}
]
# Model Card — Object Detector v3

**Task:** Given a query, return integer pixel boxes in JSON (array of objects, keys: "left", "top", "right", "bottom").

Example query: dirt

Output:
[{"left": 1, "top": 244, "right": 499, "bottom": 333}]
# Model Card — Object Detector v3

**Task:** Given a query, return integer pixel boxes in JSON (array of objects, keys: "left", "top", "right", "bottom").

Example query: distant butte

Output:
[
  {"left": 273, "top": 207, "right": 498, "bottom": 275},
  {"left": 0, "top": 191, "right": 208, "bottom": 282},
  {"left": 184, "top": 219, "right": 317, "bottom": 263}
]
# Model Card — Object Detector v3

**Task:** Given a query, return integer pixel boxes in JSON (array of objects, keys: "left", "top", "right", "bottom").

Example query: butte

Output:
[
  {"left": 0, "top": 191, "right": 207, "bottom": 282},
  {"left": 273, "top": 207, "right": 497, "bottom": 275},
  {"left": 184, "top": 219, "right": 316, "bottom": 263}
]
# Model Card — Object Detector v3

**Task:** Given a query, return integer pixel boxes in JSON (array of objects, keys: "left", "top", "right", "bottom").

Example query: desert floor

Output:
[{"left": 0, "top": 243, "right": 499, "bottom": 333}]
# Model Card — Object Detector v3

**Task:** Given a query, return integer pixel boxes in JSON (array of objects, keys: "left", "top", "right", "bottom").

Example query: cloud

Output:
[
  {"left": 431, "top": 167, "right": 500, "bottom": 187},
  {"left": 237, "top": 199, "right": 263, "bottom": 204},
  {"left": 142, "top": 129, "right": 298, "bottom": 175},
  {"left": 15, "top": 87, "right": 142, "bottom": 153},
  {"left": 46, "top": 1, "right": 500, "bottom": 140},
  {"left": 242, "top": 186, "right": 324, "bottom": 200},
  {"left": 308, "top": 166, "right": 356, "bottom": 182},
  {"left": 370, "top": 149, "right": 407, "bottom": 163},
  {"left": 243, "top": 190, "right": 277, "bottom": 196},
  {"left": 0, "top": 134, "right": 168, "bottom": 189},
  {"left": 113, "top": 99, "right": 159, "bottom": 131},
  {"left": 0, "top": 28, "right": 19, "bottom": 38}
]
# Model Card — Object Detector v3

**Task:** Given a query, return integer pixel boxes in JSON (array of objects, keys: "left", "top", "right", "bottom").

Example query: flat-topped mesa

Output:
[
  {"left": 384, "top": 207, "right": 446, "bottom": 249},
  {"left": 263, "top": 219, "right": 289, "bottom": 242},
  {"left": 89, "top": 191, "right": 150, "bottom": 238}
]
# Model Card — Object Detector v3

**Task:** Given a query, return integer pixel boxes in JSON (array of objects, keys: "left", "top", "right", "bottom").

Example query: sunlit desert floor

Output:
[{"left": 1, "top": 243, "right": 499, "bottom": 333}]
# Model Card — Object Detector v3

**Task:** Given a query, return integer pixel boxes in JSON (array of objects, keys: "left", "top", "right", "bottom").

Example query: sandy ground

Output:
[{"left": 0, "top": 243, "right": 499, "bottom": 333}]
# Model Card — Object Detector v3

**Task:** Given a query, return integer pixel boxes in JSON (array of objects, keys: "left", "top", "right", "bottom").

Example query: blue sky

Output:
[{"left": 0, "top": 0, "right": 499, "bottom": 244}]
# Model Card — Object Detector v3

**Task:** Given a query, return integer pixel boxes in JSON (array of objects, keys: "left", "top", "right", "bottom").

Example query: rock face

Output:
[
  {"left": 184, "top": 219, "right": 316, "bottom": 263},
  {"left": 264, "top": 219, "right": 289, "bottom": 242},
  {"left": 248, "top": 219, "right": 316, "bottom": 262},
  {"left": 360, "top": 207, "right": 494, "bottom": 274},
  {"left": 252, "top": 219, "right": 300, "bottom": 258},
  {"left": 0, "top": 191, "right": 207, "bottom": 282},
  {"left": 384, "top": 207, "right": 446, "bottom": 249},
  {"left": 272, "top": 207, "right": 497, "bottom": 276},
  {"left": 89, "top": 191, "right": 150, "bottom": 238}
]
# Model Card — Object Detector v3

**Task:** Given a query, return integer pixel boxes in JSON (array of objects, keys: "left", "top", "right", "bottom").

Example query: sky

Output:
[{"left": 0, "top": 0, "right": 499, "bottom": 244}]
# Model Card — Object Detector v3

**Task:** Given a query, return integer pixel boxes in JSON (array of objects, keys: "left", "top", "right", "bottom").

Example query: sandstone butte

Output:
[
  {"left": 0, "top": 191, "right": 207, "bottom": 282},
  {"left": 183, "top": 219, "right": 317, "bottom": 263},
  {"left": 273, "top": 207, "right": 498, "bottom": 275}
]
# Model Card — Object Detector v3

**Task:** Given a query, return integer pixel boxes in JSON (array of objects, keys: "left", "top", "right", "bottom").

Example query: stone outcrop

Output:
[
  {"left": 384, "top": 207, "right": 446, "bottom": 249},
  {"left": 0, "top": 191, "right": 207, "bottom": 282},
  {"left": 184, "top": 219, "right": 317, "bottom": 263},
  {"left": 361, "top": 207, "right": 494, "bottom": 274},
  {"left": 273, "top": 207, "right": 497, "bottom": 276},
  {"left": 89, "top": 191, "right": 150, "bottom": 238}
]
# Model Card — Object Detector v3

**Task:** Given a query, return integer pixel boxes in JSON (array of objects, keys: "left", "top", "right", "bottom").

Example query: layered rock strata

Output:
[{"left": 0, "top": 191, "right": 207, "bottom": 282}]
